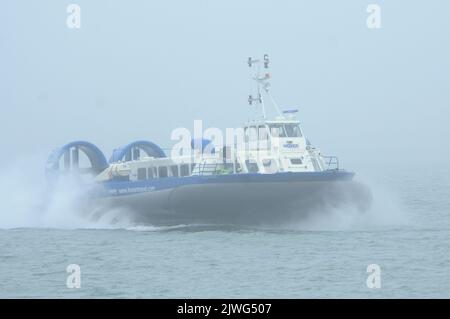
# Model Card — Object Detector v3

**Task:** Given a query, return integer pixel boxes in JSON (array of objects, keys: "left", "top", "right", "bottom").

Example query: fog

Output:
[{"left": 1, "top": 1, "right": 449, "bottom": 172}]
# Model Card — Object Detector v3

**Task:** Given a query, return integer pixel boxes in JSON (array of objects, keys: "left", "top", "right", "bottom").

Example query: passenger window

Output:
[
  {"left": 263, "top": 159, "right": 273, "bottom": 167},
  {"left": 258, "top": 125, "right": 270, "bottom": 149},
  {"left": 269, "top": 124, "right": 286, "bottom": 138},
  {"left": 147, "top": 167, "right": 155, "bottom": 179},
  {"left": 180, "top": 164, "right": 190, "bottom": 176},
  {"left": 249, "top": 126, "right": 258, "bottom": 141},
  {"left": 170, "top": 165, "right": 179, "bottom": 177},
  {"left": 245, "top": 160, "right": 259, "bottom": 173},
  {"left": 245, "top": 127, "right": 258, "bottom": 143},
  {"left": 137, "top": 168, "right": 147, "bottom": 180},
  {"left": 258, "top": 126, "right": 268, "bottom": 140},
  {"left": 158, "top": 166, "right": 168, "bottom": 178}
]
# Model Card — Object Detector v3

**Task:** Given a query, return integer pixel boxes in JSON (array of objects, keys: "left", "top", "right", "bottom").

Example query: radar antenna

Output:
[{"left": 247, "top": 54, "right": 282, "bottom": 119}]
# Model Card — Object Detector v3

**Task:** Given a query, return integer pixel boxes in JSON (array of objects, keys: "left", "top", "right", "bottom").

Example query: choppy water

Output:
[{"left": 1, "top": 165, "right": 449, "bottom": 298}]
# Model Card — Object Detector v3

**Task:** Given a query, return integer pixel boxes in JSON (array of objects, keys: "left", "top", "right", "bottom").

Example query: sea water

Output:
[{"left": 0, "top": 164, "right": 449, "bottom": 298}]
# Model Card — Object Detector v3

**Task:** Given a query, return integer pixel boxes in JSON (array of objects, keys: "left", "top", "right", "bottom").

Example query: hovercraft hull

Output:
[{"left": 96, "top": 171, "right": 371, "bottom": 226}]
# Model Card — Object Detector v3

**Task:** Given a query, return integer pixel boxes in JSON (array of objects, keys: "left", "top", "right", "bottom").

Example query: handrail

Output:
[
  {"left": 192, "top": 162, "right": 221, "bottom": 176},
  {"left": 321, "top": 155, "right": 339, "bottom": 171},
  {"left": 161, "top": 148, "right": 341, "bottom": 173}
]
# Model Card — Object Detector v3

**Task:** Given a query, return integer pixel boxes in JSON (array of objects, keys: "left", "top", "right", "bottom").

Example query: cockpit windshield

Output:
[
  {"left": 269, "top": 124, "right": 302, "bottom": 138},
  {"left": 284, "top": 124, "right": 302, "bottom": 137},
  {"left": 269, "top": 124, "right": 286, "bottom": 138}
]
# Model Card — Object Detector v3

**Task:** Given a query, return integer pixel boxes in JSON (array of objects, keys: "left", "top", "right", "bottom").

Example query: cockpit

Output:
[
  {"left": 244, "top": 122, "right": 303, "bottom": 142},
  {"left": 268, "top": 123, "right": 302, "bottom": 138}
]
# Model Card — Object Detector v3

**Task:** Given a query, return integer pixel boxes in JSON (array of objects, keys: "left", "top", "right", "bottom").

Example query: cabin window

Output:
[
  {"left": 258, "top": 125, "right": 270, "bottom": 149},
  {"left": 180, "top": 164, "right": 190, "bottom": 176},
  {"left": 245, "top": 160, "right": 259, "bottom": 173},
  {"left": 148, "top": 167, "right": 155, "bottom": 179},
  {"left": 250, "top": 126, "right": 258, "bottom": 141},
  {"left": 263, "top": 159, "right": 273, "bottom": 167},
  {"left": 285, "top": 124, "right": 302, "bottom": 137},
  {"left": 258, "top": 126, "right": 269, "bottom": 140},
  {"left": 137, "top": 168, "right": 147, "bottom": 180},
  {"left": 170, "top": 165, "right": 179, "bottom": 177},
  {"left": 158, "top": 166, "right": 168, "bottom": 178},
  {"left": 269, "top": 124, "right": 286, "bottom": 138},
  {"left": 222, "top": 146, "right": 233, "bottom": 161},
  {"left": 269, "top": 124, "right": 302, "bottom": 138},
  {"left": 290, "top": 158, "right": 303, "bottom": 165},
  {"left": 245, "top": 126, "right": 258, "bottom": 143}
]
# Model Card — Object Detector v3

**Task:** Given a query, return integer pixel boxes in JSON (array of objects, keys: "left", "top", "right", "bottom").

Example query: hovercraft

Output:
[{"left": 45, "top": 56, "right": 371, "bottom": 226}]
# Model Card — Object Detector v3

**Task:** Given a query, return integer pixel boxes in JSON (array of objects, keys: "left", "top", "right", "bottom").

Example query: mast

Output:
[{"left": 247, "top": 54, "right": 282, "bottom": 119}]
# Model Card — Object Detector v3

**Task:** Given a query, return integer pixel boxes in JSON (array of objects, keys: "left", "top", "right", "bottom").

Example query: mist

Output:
[
  {"left": 2, "top": 1, "right": 449, "bottom": 166},
  {"left": 1, "top": 1, "right": 448, "bottom": 229},
  {"left": 0, "top": 155, "right": 127, "bottom": 229}
]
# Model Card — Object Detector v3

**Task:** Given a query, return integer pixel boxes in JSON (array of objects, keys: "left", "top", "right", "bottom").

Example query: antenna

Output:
[{"left": 247, "top": 54, "right": 282, "bottom": 119}]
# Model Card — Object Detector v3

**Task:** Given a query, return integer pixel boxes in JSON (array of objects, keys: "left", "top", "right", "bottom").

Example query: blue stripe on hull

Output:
[{"left": 102, "top": 170, "right": 354, "bottom": 196}]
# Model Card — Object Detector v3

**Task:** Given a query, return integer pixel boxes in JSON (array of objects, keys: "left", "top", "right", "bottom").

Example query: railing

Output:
[
  {"left": 162, "top": 147, "right": 341, "bottom": 174},
  {"left": 191, "top": 162, "right": 220, "bottom": 176},
  {"left": 322, "top": 156, "right": 339, "bottom": 171},
  {"left": 191, "top": 161, "right": 236, "bottom": 176}
]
